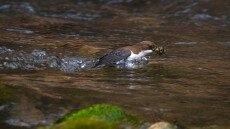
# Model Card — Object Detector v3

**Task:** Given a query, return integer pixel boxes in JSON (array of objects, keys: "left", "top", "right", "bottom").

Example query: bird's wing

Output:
[{"left": 94, "top": 48, "right": 131, "bottom": 67}]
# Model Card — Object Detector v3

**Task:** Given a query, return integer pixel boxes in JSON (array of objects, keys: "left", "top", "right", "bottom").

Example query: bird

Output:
[{"left": 93, "top": 41, "right": 165, "bottom": 68}]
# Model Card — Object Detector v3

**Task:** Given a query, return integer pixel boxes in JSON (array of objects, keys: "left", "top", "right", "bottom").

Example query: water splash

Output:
[
  {"left": 58, "top": 57, "right": 91, "bottom": 72},
  {"left": 0, "top": 46, "right": 14, "bottom": 54},
  {"left": 0, "top": 46, "right": 150, "bottom": 72},
  {"left": 0, "top": 46, "right": 93, "bottom": 72},
  {"left": 114, "top": 58, "right": 149, "bottom": 69}
]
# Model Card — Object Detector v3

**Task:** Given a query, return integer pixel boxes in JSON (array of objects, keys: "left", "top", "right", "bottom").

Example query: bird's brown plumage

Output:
[{"left": 124, "top": 41, "right": 157, "bottom": 54}]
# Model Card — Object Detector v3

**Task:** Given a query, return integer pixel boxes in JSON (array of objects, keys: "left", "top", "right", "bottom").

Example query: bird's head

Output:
[
  {"left": 138, "top": 41, "right": 165, "bottom": 56},
  {"left": 153, "top": 46, "right": 165, "bottom": 56}
]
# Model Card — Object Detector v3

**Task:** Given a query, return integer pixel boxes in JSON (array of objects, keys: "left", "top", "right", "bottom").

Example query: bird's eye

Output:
[
  {"left": 149, "top": 46, "right": 152, "bottom": 49},
  {"left": 149, "top": 45, "right": 154, "bottom": 49}
]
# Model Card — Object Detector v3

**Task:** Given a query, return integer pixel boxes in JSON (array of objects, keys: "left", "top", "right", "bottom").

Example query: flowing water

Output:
[{"left": 0, "top": 0, "right": 229, "bottom": 128}]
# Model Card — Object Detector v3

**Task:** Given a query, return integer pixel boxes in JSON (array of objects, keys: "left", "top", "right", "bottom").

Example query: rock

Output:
[
  {"left": 38, "top": 118, "right": 114, "bottom": 129},
  {"left": 148, "top": 121, "right": 178, "bottom": 129},
  {"left": 39, "top": 104, "right": 140, "bottom": 129},
  {"left": 57, "top": 104, "right": 139, "bottom": 124}
]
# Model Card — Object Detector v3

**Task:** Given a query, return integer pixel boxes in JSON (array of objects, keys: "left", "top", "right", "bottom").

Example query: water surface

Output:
[{"left": 0, "top": 0, "right": 229, "bottom": 128}]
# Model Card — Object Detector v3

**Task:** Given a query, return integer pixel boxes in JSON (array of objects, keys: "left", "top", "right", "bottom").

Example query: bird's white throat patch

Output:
[{"left": 127, "top": 50, "right": 153, "bottom": 61}]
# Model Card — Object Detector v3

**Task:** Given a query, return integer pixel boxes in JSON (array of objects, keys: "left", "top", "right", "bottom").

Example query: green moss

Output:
[
  {"left": 0, "top": 82, "right": 11, "bottom": 103},
  {"left": 40, "top": 118, "right": 114, "bottom": 129},
  {"left": 58, "top": 104, "right": 140, "bottom": 125},
  {"left": 39, "top": 104, "right": 139, "bottom": 129}
]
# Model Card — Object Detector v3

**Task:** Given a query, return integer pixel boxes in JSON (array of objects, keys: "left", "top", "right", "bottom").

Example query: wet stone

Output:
[{"left": 148, "top": 122, "right": 178, "bottom": 129}]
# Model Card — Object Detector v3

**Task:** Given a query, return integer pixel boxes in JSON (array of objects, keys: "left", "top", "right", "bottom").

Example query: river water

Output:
[{"left": 0, "top": 0, "right": 229, "bottom": 129}]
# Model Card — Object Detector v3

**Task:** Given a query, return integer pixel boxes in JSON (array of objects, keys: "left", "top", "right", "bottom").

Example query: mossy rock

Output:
[
  {"left": 58, "top": 104, "right": 140, "bottom": 125},
  {"left": 40, "top": 104, "right": 140, "bottom": 129}
]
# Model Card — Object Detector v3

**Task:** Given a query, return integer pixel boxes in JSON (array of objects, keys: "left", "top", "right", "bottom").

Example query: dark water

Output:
[{"left": 0, "top": 0, "right": 229, "bottom": 128}]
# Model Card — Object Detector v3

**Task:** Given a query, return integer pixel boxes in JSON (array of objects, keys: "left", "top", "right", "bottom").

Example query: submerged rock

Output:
[{"left": 148, "top": 122, "right": 178, "bottom": 129}]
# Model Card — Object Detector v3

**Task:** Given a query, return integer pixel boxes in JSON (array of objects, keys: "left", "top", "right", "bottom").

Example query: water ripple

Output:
[
  {"left": 6, "top": 28, "right": 34, "bottom": 34},
  {"left": 41, "top": 12, "right": 100, "bottom": 21},
  {"left": 191, "top": 13, "right": 226, "bottom": 21},
  {"left": 0, "top": 2, "right": 35, "bottom": 13}
]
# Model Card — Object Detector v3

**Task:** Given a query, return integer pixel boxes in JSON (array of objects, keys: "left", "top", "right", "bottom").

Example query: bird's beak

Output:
[{"left": 153, "top": 46, "right": 165, "bottom": 56}]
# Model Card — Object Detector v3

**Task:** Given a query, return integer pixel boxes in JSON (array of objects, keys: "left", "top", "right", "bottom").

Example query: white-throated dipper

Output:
[{"left": 93, "top": 41, "right": 165, "bottom": 67}]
